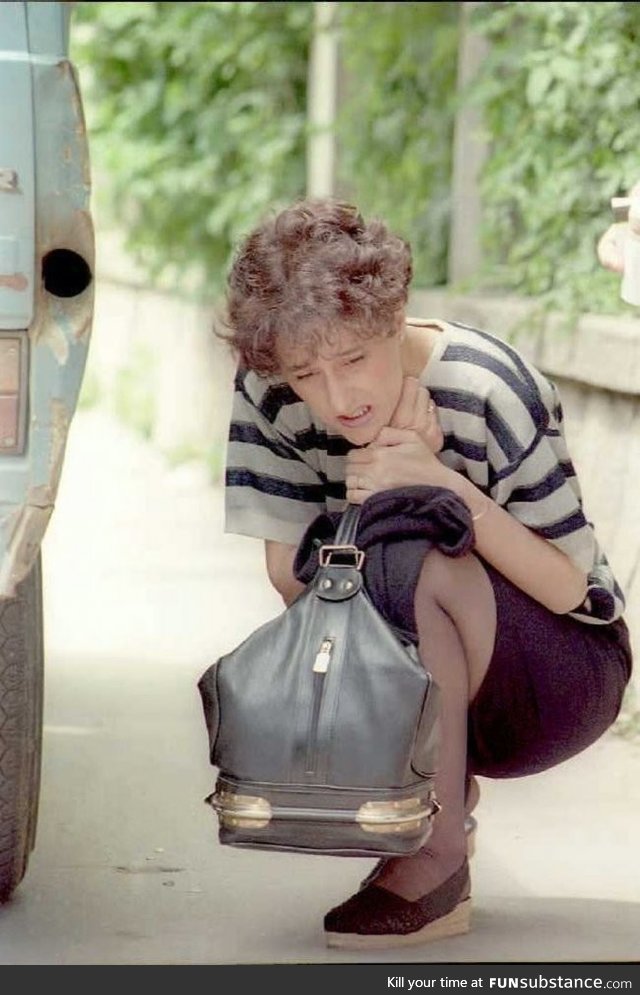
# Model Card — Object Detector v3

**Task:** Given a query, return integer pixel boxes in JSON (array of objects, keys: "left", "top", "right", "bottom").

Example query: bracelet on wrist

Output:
[{"left": 471, "top": 497, "right": 490, "bottom": 523}]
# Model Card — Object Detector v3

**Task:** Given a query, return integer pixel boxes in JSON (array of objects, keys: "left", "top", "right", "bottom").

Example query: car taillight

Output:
[{"left": 0, "top": 331, "right": 27, "bottom": 455}]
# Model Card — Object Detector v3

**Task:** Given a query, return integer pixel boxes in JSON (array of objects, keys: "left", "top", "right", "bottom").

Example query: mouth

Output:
[{"left": 336, "top": 405, "right": 373, "bottom": 429}]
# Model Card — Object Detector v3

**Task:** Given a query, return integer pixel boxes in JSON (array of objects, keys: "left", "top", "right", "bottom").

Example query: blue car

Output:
[{"left": 0, "top": 0, "right": 94, "bottom": 902}]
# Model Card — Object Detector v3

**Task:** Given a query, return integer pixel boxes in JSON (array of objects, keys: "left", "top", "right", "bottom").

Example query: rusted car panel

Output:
[{"left": 0, "top": 1, "right": 94, "bottom": 598}]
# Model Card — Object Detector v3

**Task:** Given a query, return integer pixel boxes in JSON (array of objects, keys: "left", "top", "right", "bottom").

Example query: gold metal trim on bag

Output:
[
  {"left": 356, "top": 795, "right": 440, "bottom": 835},
  {"left": 318, "top": 544, "right": 365, "bottom": 570},
  {"left": 211, "top": 790, "right": 272, "bottom": 829}
]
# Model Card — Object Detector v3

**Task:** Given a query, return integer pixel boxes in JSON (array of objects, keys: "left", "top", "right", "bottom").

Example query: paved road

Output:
[{"left": 0, "top": 410, "right": 638, "bottom": 966}]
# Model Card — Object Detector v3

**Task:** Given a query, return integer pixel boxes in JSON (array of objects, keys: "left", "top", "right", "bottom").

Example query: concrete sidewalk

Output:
[{"left": 13, "top": 407, "right": 637, "bottom": 965}]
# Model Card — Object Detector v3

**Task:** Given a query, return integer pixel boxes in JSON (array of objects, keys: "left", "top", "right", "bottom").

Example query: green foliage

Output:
[
  {"left": 72, "top": 1, "right": 640, "bottom": 320},
  {"left": 469, "top": 1, "right": 640, "bottom": 317},
  {"left": 336, "top": 2, "right": 460, "bottom": 287},
  {"left": 72, "top": 1, "right": 312, "bottom": 300}
]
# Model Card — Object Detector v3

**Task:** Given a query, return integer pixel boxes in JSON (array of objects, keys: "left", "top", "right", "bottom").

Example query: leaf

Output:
[{"left": 526, "top": 64, "right": 553, "bottom": 106}]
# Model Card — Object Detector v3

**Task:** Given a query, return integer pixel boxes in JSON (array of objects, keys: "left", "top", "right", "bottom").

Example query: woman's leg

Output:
[{"left": 371, "top": 549, "right": 496, "bottom": 900}]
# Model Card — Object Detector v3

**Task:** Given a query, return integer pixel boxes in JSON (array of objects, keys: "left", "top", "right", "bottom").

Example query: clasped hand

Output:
[{"left": 345, "top": 377, "right": 448, "bottom": 504}]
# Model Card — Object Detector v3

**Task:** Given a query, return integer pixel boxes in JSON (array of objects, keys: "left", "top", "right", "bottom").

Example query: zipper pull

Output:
[{"left": 313, "top": 638, "right": 334, "bottom": 674}]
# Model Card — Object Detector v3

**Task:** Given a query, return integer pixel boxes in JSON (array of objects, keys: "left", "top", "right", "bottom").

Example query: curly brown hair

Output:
[{"left": 220, "top": 197, "right": 413, "bottom": 376}]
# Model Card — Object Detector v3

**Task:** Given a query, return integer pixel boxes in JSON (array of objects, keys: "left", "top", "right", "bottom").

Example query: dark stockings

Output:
[{"left": 372, "top": 550, "right": 497, "bottom": 901}]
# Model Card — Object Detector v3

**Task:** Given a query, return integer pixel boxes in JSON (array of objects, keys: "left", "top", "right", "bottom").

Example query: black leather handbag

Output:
[{"left": 197, "top": 503, "right": 441, "bottom": 858}]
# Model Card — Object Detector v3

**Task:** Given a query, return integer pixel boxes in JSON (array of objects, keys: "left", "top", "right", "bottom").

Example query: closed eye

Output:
[{"left": 345, "top": 354, "right": 365, "bottom": 366}]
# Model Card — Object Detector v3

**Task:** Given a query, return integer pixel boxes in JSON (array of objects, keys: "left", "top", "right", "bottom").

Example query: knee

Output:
[{"left": 415, "top": 549, "right": 478, "bottom": 604}]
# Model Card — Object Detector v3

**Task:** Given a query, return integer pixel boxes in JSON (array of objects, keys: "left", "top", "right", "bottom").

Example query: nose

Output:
[{"left": 325, "top": 373, "right": 351, "bottom": 416}]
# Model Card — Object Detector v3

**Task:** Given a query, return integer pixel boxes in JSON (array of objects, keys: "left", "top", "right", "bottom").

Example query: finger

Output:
[
  {"left": 427, "top": 406, "right": 444, "bottom": 451},
  {"left": 346, "top": 470, "right": 374, "bottom": 490},
  {"left": 413, "top": 383, "right": 432, "bottom": 428},
  {"left": 416, "top": 384, "right": 439, "bottom": 425},
  {"left": 345, "top": 472, "right": 360, "bottom": 491},
  {"left": 345, "top": 484, "right": 373, "bottom": 504},
  {"left": 412, "top": 389, "right": 437, "bottom": 448},
  {"left": 345, "top": 473, "right": 373, "bottom": 504},
  {"left": 376, "top": 425, "right": 419, "bottom": 447},
  {"left": 346, "top": 449, "right": 374, "bottom": 469},
  {"left": 389, "top": 376, "right": 421, "bottom": 429}
]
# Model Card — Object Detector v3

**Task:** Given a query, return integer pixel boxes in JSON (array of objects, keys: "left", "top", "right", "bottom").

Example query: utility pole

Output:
[
  {"left": 448, "top": 2, "right": 489, "bottom": 285},
  {"left": 306, "top": 1, "right": 339, "bottom": 197}
]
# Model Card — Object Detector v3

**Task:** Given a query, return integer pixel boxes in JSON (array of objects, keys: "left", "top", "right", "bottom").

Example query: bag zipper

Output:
[{"left": 304, "top": 637, "right": 334, "bottom": 775}]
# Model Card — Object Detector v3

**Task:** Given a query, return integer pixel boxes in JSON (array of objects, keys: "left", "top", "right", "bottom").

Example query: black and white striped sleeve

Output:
[
  {"left": 224, "top": 369, "right": 327, "bottom": 545},
  {"left": 486, "top": 380, "right": 624, "bottom": 623}
]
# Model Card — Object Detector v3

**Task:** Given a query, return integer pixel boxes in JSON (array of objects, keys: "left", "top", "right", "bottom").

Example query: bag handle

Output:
[
  {"left": 317, "top": 502, "right": 364, "bottom": 571},
  {"left": 334, "top": 501, "right": 361, "bottom": 546}
]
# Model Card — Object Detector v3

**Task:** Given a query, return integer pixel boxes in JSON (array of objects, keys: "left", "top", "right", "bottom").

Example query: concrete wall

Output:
[{"left": 89, "top": 231, "right": 236, "bottom": 464}]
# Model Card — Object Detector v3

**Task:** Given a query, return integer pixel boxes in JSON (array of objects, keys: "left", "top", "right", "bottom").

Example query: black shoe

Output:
[{"left": 324, "top": 858, "right": 471, "bottom": 950}]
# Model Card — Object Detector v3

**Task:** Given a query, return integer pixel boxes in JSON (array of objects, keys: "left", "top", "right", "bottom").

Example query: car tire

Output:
[{"left": 0, "top": 553, "right": 44, "bottom": 904}]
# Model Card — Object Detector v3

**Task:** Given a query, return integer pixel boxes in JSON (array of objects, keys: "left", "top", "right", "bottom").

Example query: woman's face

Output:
[{"left": 276, "top": 326, "right": 405, "bottom": 445}]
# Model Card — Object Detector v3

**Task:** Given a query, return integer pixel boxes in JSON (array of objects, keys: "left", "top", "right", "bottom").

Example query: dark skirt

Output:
[
  {"left": 466, "top": 561, "right": 632, "bottom": 778},
  {"left": 363, "top": 549, "right": 633, "bottom": 780}
]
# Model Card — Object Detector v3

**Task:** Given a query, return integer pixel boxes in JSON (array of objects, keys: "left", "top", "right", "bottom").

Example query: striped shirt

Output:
[{"left": 224, "top": 318, "right": 625, "bottom": 625}]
